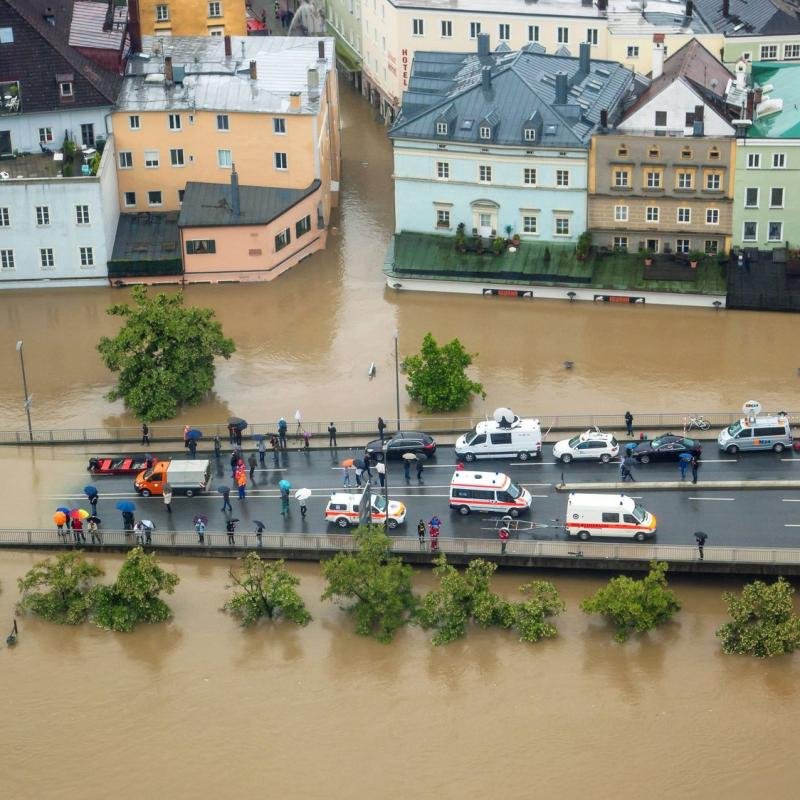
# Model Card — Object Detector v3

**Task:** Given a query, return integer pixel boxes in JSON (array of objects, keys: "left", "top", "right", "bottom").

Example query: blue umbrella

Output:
[
  {"left": 679, "top": 452, "right": 693, "bottom": 462},
  {"left": 187, "top": 428, "right": 203, "bottom": 440},
  {"left": 278, "top": 479, "right": 292, "bottom": 492},
  {"left": 217, "top": 485, "right": 231, "bottom": 493},
  {"left": 115, "top": 500, "right": 136, "bottom": 512},
  {"left": 56, "top": 506, "right": 71, "bottom": 515},
  {"left": 84, "top": 485, "right": 98, "bottom": 497}
]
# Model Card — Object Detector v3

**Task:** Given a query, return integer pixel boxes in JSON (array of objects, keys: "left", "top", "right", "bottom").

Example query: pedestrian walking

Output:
[
  {"left": 416, "top": 457, "right": 424, "bottom": 484},
  {"left": 134, "top": 521, "right": 145, "bottom": 545},
  {"left": 87, "top": 491, "right": 98, "bottom": 516},
  {"left": 255, "top": 521, "right": 264, "bottom": 547},
  {"left": 248, "top": 453, "right": 258, "bottom": 484},
  {"left": 221, "top": 486, "right": 233, "bottom": 512},
  {"left": 145, "top": 523, "right": 152, "bottom": 545},
  {"left": 679, "top": 455, "right": 689, "bottom": 480},
  {"left": 294, "top": 409, "right": 303, "bottom": 439},
  {"left": 691, "top": 454, "right": 700, "bottom": 484},
  {"left": 188, "top": 438, "right": 197, "bottom": 459},
  {"left": 328, "top": 422, "right": 338, "bottom": 448},
  {"left": 183, "top": 424, "right": 190, "bottom": 448},
  {"left": 362, "top": 454, "right": 373, "bottom": 480},
  {"left": 343, "top": 464, "right": 353, "bottom": 488},
  {"left": 378, "top": 416, "right": 387, "bottom": 442},
  {"left": 302, "top": 430, "right": 311, "bottom": 450},
  {"left": 499, "top": 526, "right": 510, "bottom": 554},
  {"left": 299, "top": 497, "right": 307, "bottom": 518},
  {"left": 163, "top": 484, "right": 173, "bottom": 514},
  {"left": 376, "top": 460, "right": 386, "bottom": 488},
  {"left": 226, "top": 519, "right": 236, "bottom": 546},
  {"left": 72, "top": 517, "right": 85, "bottom": 544},
  {"left": 214, "top": 435, "right": 222, "bottom": 459},
  {"left": 122, "top": 510, "right": 134, "bottom": 531},
  {"left": 230, "top": 450, "right": 239, "bottom": 478},
  {"left": 257, "top": 438, "right": 266, "bottom": 467},
  {"left": 354, "top": 465, "right": 363, "bottom": 488},
  {"left": 141, "top": 422, "right": 150, "bottom": 445},
  {"left": 228, "top": 423, "right": 236, "bottom": 445},
  {"left": 403, "top": 459, "right": 411, "bottom": 483},
  {"left": 417, "top": 519, "right": 426, "bottom": 549},
  {"left": 195, "top": 519, "right": 206, "bottom": 544},
  {"left": 278, "top": 417, "right": 288, "bottom": 449},
  {"left": 87, "top": 519, "right": 101, "bottom": 545},
  {"left": 237, "top": 473, "right": 247, "bottom": 500},
  {"left": 694, "top": 530, "right": 707, "bottom": 560},
  {"left": 624, "top": 411, "right": 634, "bottom": 437},
  {"left": 280, "top": 488, "right": 290, "bottom": 517},
  {"left": 429, "top": 521, "right": 440, "bottom": 553}
]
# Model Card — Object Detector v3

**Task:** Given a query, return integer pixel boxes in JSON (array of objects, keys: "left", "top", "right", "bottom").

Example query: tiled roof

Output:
[
  {"left": 178, "top": 179, "right": 321, "bottom": 228},
  {"left": 692, "top": 0, "right": 800, "bottom": 36},
  {"left": 0, "top": 0, "right": 122, "bottom": 112},
  {"left": 390, "top": 45, "right": 636, "bottom": 148}
]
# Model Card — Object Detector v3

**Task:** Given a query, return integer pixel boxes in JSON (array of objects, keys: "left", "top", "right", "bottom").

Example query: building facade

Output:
[
  {"left": 134, "top": 0, "right": 247, "bottom": 37},
  {"left": 324, "top": 0, "right": 362, "bottom": 84},
  {"left": 390, "top": 38, "right": 637, "bottom": 244}
]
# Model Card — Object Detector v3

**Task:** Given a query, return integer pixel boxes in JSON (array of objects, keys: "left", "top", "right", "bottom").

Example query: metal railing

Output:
[
  {"left": 3, "top": 528, "right": 800, "bottom": 567},
  {"left": 1, "top": 410, "right": 794, "bottom": 446}
]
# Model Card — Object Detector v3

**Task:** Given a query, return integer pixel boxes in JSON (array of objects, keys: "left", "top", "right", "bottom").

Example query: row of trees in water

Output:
[{"left": 7, "top": 528, "right": 800, "bottom": 657}]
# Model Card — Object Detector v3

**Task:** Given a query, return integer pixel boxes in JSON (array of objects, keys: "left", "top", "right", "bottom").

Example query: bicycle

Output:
[{"left": 686, "top": 415, "right": 711, "bottom": 431}]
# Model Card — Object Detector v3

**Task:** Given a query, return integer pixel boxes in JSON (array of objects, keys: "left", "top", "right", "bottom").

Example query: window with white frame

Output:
[
  {"left": 613, "top": 236, "right": 628, "bottom": 251},
  {"left": 523, "top": 167, "right": 536, "bottom": 185},
  {"left": 760, "top": 44, "right": 778, "bottom": 60},
  {"left": 273, "top": 118, "right": 286, "bottom": 134},
  {"left": 38, "top": 127, "right": 53, "bottom": 143},
  {"left": 217, "top": 114, "right": 229, "bottom": 131},
  {"left": 436, "top": 209, "right": 450, "bottom": 228},
  {"left": 441, "top": 20, "right": 452, "bottom": 38},
  {"left": 524, "top": 128, "right": 536, "bottom": 142},
  {"left": 147, "top": 190, "right": 163, "bottom": 206},
  {"left": 646, "top": 170, "right": 662, "bottom": 188},
  {"left": 614, "top": 205, "right": 628, "bottom": 222},
  {"left": 706, "top": 172, "right": 721, "bottom": 190},
  {"left": 59, "top": 81, "right": 73, "bottom": 98},
  {"left": 469, "top": 21, "right": 481, "bottom": 38},
  {"left": 168, "top": 113, "right": 181, "bottom": 130},
  {"left": 144, "top": 150, "right": 159, "bottom": 168},
  {"left": 768, "top": 221, "right": 783, "bottom": 241},
  {"left": 742, "top": 221, "right": 757, "bottom": 241},
  {"left": 677, "top": 208, "right": 691, "bottom": 224},
  {"left": 770, "top": 187, "right": 784, "bottom": 207},
  {"left": 586, "top": 28, "right": 598, "bottom": 46},
  {"left": 705, "top": 240, "right": 719, "bottom": 254},
  {"left": 75, "top": 205, "right": 90, "bottom": 225},
  {"left": 498, "top": 23, "right": 510, "bottom": 41},
  {"left": 745, "top": 187, "right": 759, "bottom": 207},
  {"left": 555, "top": 217, "right": 570, "bottom": 236},
  {"left": 1, "top": 249, "right": 15, "bottom": 269},
  {"left": 436, "top": 161, "right": 450, "bottom": 179},
  {"left": 646, "top": 206, "right": 659, "bottom": 222},
  {"left": 436, "top": 121, "right": 448, "bottom": 135},
  {"left": 706, "top": 208, "right": 719, "bottom": 225},
  {"left": 557, "top": 26, "right": 568, "bottom": 43},
  {"left": 522, "top": 215, "right": 538, "bottom": 234},
  {"left": 773, "top": 152, "right": 786, "bottom": 168},
  {"left": 627, "top": 45, "right": 639, "bottom": 58},
  {"left": 275, "top": 152, "right": 288, "bottom": 170},
  {"left": 129, "top": 114, "right": 140, "bottom": 130},
  {"left": 479, "top": 125, "right": 491, "bottom": 140},
  {"left": 124, "top": 192, "right": 136, "bottom": 207},
  {"left": 217, "top": 149, "right": 232, "bottom": 168},
  {"left": 478, "top": 164, "right": 492, "bottom": 182},
  {"left": 676, "top": 238, "right": 690, "bottom": 254},
  {"left": 0, "top": 207, "right": 8, "bottom": 226},
  {"left": 119, "top": 151, "right": 133, "bottom": 168},
  {"left": 170, "top": 148, "right": 184, "bottom": 166},
  {"left": 784, "top": 44, "right": 800, "bottom": 60},
  {"left": 747, "top": 153, "right": 761, "bottom": 168},
  {"left": 412, "top": 18, "right": 424, "bottom": 36},
  {"left": 556, "top": 169, "right": 569, "bottom": 187},
  {"left": 208, "top": 1, "right": 222, "bottom": 18},
  {"left": 677, "top": 171, "right": 693, "bottom": 189},
  {"left": 156, "top": 4, "right": 169, "bottom": 21},
  {"left": 79, "top": 246, "right": 94, "bottom": 267},
  {"left": 275, "top": 228, "right": 291, "bottom": 251},
  {"left": 528, "top": 25, "right": 539, "bottom": 42},
  {"left": 39, "top": 248, "right": 54, "bottom": 269},
  {"left": 36, "top": 206, "right": 50, "bottom": 226},
  {"left": 614, "top": 168, "right": 629, "bottom": 188}
]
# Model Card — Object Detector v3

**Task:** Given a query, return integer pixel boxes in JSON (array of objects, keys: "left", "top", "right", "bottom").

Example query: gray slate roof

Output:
[
  {"left": 178, "top": 179, "right": 321, "bottom": 228},
  {"left": 390, "top": 46, "right": 637, "bottom": 149},
  {"left": 692, "top": 0, "right": 800, "bottom": 36}
]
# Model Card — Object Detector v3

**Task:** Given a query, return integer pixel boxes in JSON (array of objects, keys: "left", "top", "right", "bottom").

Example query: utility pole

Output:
[
  {"left": 394, "top": 330, "right": 401, "bottom": 432},
  {"left": 16, "top": 340, "right": 33, "bottom": 442}
]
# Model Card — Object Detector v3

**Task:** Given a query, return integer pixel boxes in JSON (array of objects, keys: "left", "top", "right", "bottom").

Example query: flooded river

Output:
[
  {"left": 2, "top": 551, "right": 799, "bottom": 799},
  {"left": 1, "top": 84, "right": 799, "bottom": 433}
]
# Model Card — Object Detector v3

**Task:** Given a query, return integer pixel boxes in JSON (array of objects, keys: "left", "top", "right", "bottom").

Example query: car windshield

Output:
[
  {"left": 466, "top": 427, "right": 480, "bottom": 444},
  {"left": 372, "top": 495, "right": 387, "bottom": 512},
  {"left": 506, "top": 481, "right": 523, "bottom": 500},
  {"left": 568, "top": 435, "right": 581, "bottom": 448},
  {"left": 632, "top": 504, "right": 647, "bottom": 523},
  {"left": 727, "top": 421, "right": 743, "bottom": 436}
]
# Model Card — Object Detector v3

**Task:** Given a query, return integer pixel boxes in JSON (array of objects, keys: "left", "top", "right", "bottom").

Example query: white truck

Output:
[
  {"left": 134, "top": 459, "right": 211, "bottom": 497},
  {"left": 455, "top": 408, "right": 542, "bottom": 462}
]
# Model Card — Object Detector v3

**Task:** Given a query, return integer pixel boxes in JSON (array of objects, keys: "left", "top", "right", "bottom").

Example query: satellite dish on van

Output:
[
  {"left": 493, "top": 407, "right": 515, "bottom": 427},
  {"left": 742, "top": 400, "right": 762, "bottom": 418}
]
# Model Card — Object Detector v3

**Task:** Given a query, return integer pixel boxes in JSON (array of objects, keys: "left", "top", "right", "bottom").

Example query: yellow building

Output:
[
  {"left": 134, "top": 0, "right": 247, "bottom": 37},
  {"left": 111, "top": 35, "right": 340, "bottom": 218}
]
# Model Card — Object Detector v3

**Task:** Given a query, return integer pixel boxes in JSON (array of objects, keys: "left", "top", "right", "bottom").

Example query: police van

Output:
[
  {"left": 448, "top": 470, "right": 532, "bottom": 517},
  {"left": 565, "top": 493, "right": 657, "bottom": 541},
  {"left": 455, "top": 414, "right": 542, "bottom": 462},
  {"left": 717, "top": 413, "right": 793, "bottom": 454}
]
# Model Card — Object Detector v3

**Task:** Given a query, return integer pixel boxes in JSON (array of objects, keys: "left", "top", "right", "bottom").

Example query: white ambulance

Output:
[
  {"left": 449, "top": 470, "right": 532, "bottom": 517},
  {"left": 324, "top": 493, "right": 406, "bottom": 529},
  {"left": 565, "top": 493, "right": 657, "bottom": 542}
]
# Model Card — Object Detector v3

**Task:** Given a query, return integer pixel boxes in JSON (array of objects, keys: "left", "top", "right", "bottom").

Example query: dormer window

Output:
[
  {"left": 436, "top": 121, "right": 448, "bottom": 135},
  {"left": 524, "top": 128, "right": 536, "bottom": 142},
  {"left": 648, "top": 145, "right": 660, "bottom": 159},
  {"left": 56, "top": 73, "right": 74, "bottom": 102},
  {"left": 617, "top": 144, "right": 628, "bottom": 157},
  {"left": 479, "top": 125, "right": 491, "bottom": 140}
]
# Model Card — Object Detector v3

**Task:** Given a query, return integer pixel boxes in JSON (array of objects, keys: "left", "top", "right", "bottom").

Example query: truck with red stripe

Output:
[
  {"left": 449, "top": 470, "right": 532, "bottom": 517},
  {"left": 566, "top": 493, "right": 657, "bottom": 542}
]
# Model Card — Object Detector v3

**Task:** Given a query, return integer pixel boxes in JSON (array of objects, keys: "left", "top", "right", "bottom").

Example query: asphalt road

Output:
[{"left": 50, "top": 444, "right": 800, "bottom": 548}]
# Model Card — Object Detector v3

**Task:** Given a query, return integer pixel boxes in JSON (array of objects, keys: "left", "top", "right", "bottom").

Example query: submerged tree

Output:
[
  {"left": 97, "top": 285, "right": 235, "bottom": 421},
  {"left": 716, "top": 577, "right": 800, "bottom": 658},
  {"left": 91, "top": 547, "right": 179, "bottom": 632},
  {"left": 321, "top": 526, "right": 416, "bottom": 643},
  {"left": 403, "top": 332, "right": 485, "bottom": 412},
  {"left": 580, "top": 561, "right": 681, "bottom": 643},
  {"left": 512, "top": 581, "right": 567, "bottom": 643},
  {"left": 224, "top": 553, "right": 311, "bottom": 627},
  {"left": 17, "top": 552, "right": 103, "bottom": 625}
]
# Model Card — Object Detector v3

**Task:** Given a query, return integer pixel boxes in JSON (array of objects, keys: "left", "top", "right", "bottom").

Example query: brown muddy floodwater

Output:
[
  {"left": 2, "top": 551, "right": 799, "bottom": 799},
  {"left": 0, "top": 84, "right": 799, "bottom": 434}
]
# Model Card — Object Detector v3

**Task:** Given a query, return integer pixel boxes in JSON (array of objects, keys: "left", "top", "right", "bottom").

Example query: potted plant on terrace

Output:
[
  {"left": 455, "top": 222, "right": 467, "bottom": 253},
  {"left": 576, "top": 231, "right": 591, "bottom": 262},
  {"left": 688, "top": 250, "right": 704, "bottom": 269},
  {"left": 492, "top": 236, "right": 506, "bottom": 256}
]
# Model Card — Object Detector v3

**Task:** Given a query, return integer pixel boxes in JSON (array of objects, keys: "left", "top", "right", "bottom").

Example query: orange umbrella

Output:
[
  {"left": 341, "top": 458, "right": 354, "bottom": 468},
  {"left": 53, "top": 511, "right": 67, "bottom": 526}
]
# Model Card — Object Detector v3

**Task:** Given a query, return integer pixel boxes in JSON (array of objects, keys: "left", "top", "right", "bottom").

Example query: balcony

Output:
[{"left": 0, "top": 81, "right": 20, "bottom": 115}]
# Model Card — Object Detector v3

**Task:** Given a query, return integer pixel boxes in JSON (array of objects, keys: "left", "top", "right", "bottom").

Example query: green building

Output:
[
  {"left": 324, "top": 0, "right": 362, "bottom": 86},
  {"left": 733, "top": 62, "right": 800, "bottom": 250}
]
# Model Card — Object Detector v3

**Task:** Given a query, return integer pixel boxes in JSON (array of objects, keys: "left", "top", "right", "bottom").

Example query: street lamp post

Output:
[
  {"left": 394, "top": 330, "right": 401, "bottom": 432},
  {"left": 16, "top": 340, "right": 33, "bottom": 442}
]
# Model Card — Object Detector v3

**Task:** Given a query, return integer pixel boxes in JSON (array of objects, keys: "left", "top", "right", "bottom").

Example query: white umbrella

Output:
[
  {"left": 295, "top": 488, "right": 312, "bottom": 501},
  {"left": 402, "top": 452, "right": 418, "bottom": 461},
  {"left": 139, "top": 519, "right": 155, "bottom": 530}
]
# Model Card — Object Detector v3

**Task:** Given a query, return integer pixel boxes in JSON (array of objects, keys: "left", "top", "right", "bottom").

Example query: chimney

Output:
[
  {"left": 600, "top": 108, "right": 608, "bottom": 128},
  {"left": 555, "top": 72, "right": 568, "bottom": 105},
  {"left": 164, "top": 55, "right": 173, "bottom": 84},
  {"left": 481, "top": 66, "right": 492, "bottom": 93},
  {"left": 685, "top": 0, "right": 694, "bottom": 18},
  {"left": 224, "top": 34, "right": 232, "bottom": 57},
  {"left": 43, "top": 5, "right": 55, "bottom": 25},
  {"left": 128, "top": 0, "right": 142, "bottom": 54},
  {"left": 290, "top": 91, "right": 301, "bottom": 110},
  {"left": 318, "top": 40, "right": 325, "bottom": 60},
  {"left": 249, "top": 60, "right": 257, "bottom": 80},
  {"left": 230, "top": 164, "right": 240, "bottom": 217},
  {"left": 597, "top": 0, "right": 608, "bottom": 11},
  {"left": 579, "top": 41, "right": 590, "bottom": 75},
  {"left": 308, "top": 67, "right": 320, "bottom": 97},
  {"left": 652, "top": 40, "right": 664, "bottom": 79},
  {"left": 477, "top": 33, "right": 490, "bottom": 58},
  {"left": 722, "top": 0, "right": 729, "bottom": 17},
  {"left": 745, "top": 89, "right": 755, "bottom": 120},
  {"left": 753, "top": 87, "right": 763, "bottom": 107},
  {"left": 694, "top": 105, "right": 704, "bottom": 122}
]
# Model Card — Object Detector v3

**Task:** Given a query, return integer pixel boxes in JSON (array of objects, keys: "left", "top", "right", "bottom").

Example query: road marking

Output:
[
  {"left": 693, "top": 459, "right": 737, "bottom": 464},
  {"left": 509, "top": 461, "right": 557, "bottom": 466},
  {"left": 781, "top": 499, "right": 800, "bottom": 502},
  {"left": 521, "top": 483, "right": 554, "bottom": 487},
  {"left": 784, "top": 524, "right": 800, "bottom": 528},
  {"left": 781, "top": 458, "right": 800, "bottom": 462},
  {"left": 688, "top": 496, "right": 735, "bottom": 501},
  {"left": 530, "top": 494, "right": 549, "bottom": 498}
]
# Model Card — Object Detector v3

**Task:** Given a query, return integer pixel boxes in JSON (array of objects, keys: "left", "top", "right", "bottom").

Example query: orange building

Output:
[{"left": 132, "top": 0, "right": 247, "bottom": 37}]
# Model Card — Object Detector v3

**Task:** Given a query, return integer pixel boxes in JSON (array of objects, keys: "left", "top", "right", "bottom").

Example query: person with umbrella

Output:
[
  {"left": 134, "top": 521, "right": 146, "bottom": 545},
  {"left": 194, "top": 515, "right": 207, "bottom": 544},
  {"left": 85, "top": 486, "right": 99, "bottom": 516},
  {"left": 694, "top": 530, "right": 708, "bottom": 560},
  {"left": 54, "top": 511, "right": 67, "bottom": 539},
  {"left": 254, "top": 520, "right": 266, "bottom": 547},
  {"left": 219, "top": 485, "right": 233, "bottom": 513},
  {"left": 341, "top": 459, "right": 354, "bottom": 488},
  {"left": 679, "top": 451, "right": 692, "bottom": 480},
  {"left": 87, "top": 516, "right": 102, "bottom": 545},
  {"left": 116, "top": 500, "right": 136, "bottom": 531},
  {"left": 402, "top": 452, "right": 414, "bottom": 483},
  {"left": 499, "top": 525, "right": 510, "bottom": 555},
  {"left": 183, "top": 424, "right": 190, "bottom": 448},
  {"left": 279, "top": 479, "right": 292, "bottom": 516},
  {"left": 296, "top": 489, "right": 311, "bottom": 519},
  {"left": 188, "top": 437, "right": 198, "bottom": 459},
  {"left": 226, "top": 518, "right": 238, "bottom": 545},
  {"left": 140, "top": 520, "right": 155, "bottom": 545},
  {"left": 620, "top": 456, "right": 635, "bottom": 483}
]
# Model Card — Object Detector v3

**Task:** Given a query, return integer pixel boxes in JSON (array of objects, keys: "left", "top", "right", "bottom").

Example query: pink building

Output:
[{"left": 178, "top": 168, "right": 326, "bottom": 283}]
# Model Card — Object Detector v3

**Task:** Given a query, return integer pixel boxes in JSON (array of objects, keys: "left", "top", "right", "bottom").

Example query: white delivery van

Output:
[
  {"left": 565, "top": 493, "right": 656, "bottom": 541},
  {"left": 455, "top": 416, "right": 542, "bottom": 462},
  {"left": 449, "top": 470, "right": 532, "bottom": 516}
]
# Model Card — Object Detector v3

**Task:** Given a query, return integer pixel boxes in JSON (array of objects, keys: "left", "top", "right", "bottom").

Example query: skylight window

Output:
[{"left": 460, "top": 119, "right": 474, "bottom": 130}]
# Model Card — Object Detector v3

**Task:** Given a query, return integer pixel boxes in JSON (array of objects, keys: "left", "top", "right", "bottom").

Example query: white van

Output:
[
  {"left": 324, "top": 493, "right": 406, "bottom": 529},
  {"left": 717, "top": 414, "right": 793, "bottom": 454},
  {"left": 455, "top": 417, "right": 542, "bottom": 462},
  {"left": 449, "top": 470, "right": 532, "bottom": 517},
  {"left": 565, "top": 493, "right": 657, "bottom": 542}
]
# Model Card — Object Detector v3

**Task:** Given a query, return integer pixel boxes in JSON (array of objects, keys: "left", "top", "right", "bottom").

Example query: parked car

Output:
[
  {"left": 553, "top": 429, "right": 619, "bottom": 463},
  {"left": 365, "top": 431, "right": 436, "bottom": 461},
  {"left": 631, "top": 434, "right": 702, "bottom": 464}
]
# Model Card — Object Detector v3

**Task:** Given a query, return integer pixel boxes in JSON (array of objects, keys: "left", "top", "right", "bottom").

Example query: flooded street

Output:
[
  {"left": 1, "top": 84, "right": 800, "bottom": 433},
  {"left": 2, "top": 552, "right": 799, "bottom": 799}
]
